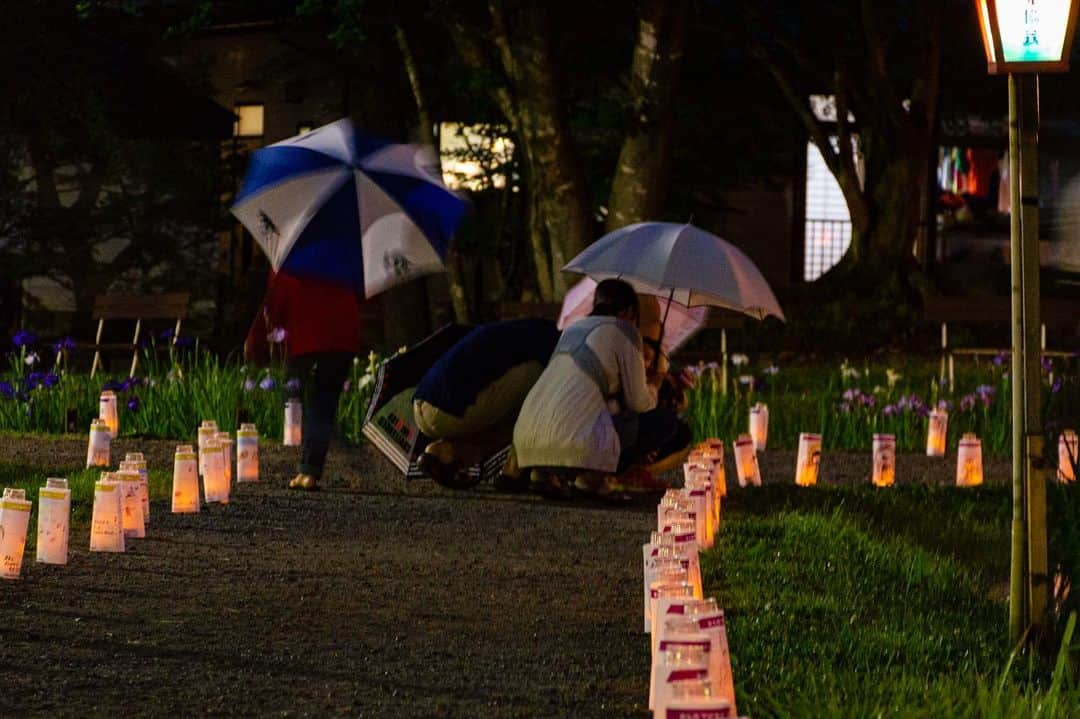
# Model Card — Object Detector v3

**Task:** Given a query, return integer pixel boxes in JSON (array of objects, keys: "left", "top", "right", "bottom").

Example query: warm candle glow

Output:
[
  {"left": 90, "top": 476, "right": 125, "bottom": 553},
  {"left": 172, "top": 446, "right": 200, "bottom": 513},
  {"left": 733, "top": 435, "right": 761, "bottom": 487},
  {"left": 284, "top": 400, "right": 303, "bottom": 446},
  {"left": 872, "top": 434, "right": 896, "bottom": 488},
  {"left": 957, "top": 433, "right": 984, "bottom": 487},
  {"left": 795, "top": 433, "right": 822, "bottom": 487},
  {"left": 1059, "top": 429, "right": 1078, "bottom": 483},
  {"left": 36, "top": 478, "right": 70, "bottom": 565},
  {"left": 749, "top": 403, "right": 769, "bottom": 451},
  {"left": 237, "top": 423, "right": 260, "bottom": 482},
  {"left": 85, "top": 419, "right": 111, "bottom": 468},
  {"left": 99, "top": 390, "right": 119, "bottom": 439},
  {"left": 0, "top": 488, "right": 32, "bottom": 579},
  {"left": 926, "top": 409, "right": 949, "bottom": 457}
]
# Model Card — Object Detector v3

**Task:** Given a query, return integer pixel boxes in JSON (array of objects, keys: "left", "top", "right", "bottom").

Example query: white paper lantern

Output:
[
  {"left": 89, "top": 475, "right": 125, "bottom": 553},
  {"left": 172, "top": 445, "right": 200, "bottom": 513},
  {"left": 124, "top": 453, "right": 150, "bottom": 523},
  {"left": 872, "top": 434, "right": 896, "bottom": 488},
  {"left": 217, "top": 432, "right": 234, "bottom": 485},
  {"left": 236, "top": 423, "right": 259, "bottom": 482},
  {"left": 1060, "top": 429, "right": 1078, "bottom": 483},
  {"left": 197, "top": 421, "right": 218, "bottom": 476},
  {"left": 733, "top": 434, "right": 761, "bottom": 487},
  {"left": 749, "top": 402, "right": 769, "bottom": 451},
  {"left": 117, "top": 470, "right": 145, "bottom": 538},
  {"left": 284, "top": 399, "right": 302, "bottom": 446},
  {"left": 99, "top": 390, "right": 119, "bottom": 438},
  {"left": 957, "top": 433, "right": 984, "bottom": 487},
  {"left": 86, "top": 419, "right": 111, "bottom": 468},
  {"left": 201, "top": 442, "right": 229, "bottom": 504},
  {"left": 794, "top": 432, "right": 822, "bottom": 487},
  {"left": 35, "top": 478, "right": 70, "bottom": 565},
  {"left": 926, "top": 409, "right": 948, "bottom": 457},
  {"left": 0, "top": 488, "right": 32, "bottom": 579},
  {"left": 651, "top": 639, "right": 713, "bottom": 719}
]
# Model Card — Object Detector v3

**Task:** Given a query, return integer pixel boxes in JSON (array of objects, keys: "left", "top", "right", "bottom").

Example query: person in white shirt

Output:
[{"left": 513, "top": 279, "right": 677, "bottom": 498}]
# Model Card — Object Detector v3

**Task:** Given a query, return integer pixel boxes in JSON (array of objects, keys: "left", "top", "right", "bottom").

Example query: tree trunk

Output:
[
  {"left": 606, "top": 0, "right": 688, "bottom": 231},
  {"left": 394, "top": 24, "right": 471, "bottom": 324}
]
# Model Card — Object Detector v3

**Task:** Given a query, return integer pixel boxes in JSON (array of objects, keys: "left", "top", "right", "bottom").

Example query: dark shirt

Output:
[{"left": 414, "top": 318, "right": 560, "bottom": 417}]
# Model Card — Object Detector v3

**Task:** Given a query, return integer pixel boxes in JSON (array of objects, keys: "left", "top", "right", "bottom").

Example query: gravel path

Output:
[{"left": 0, "top": 436, "right": 1007, "bottom": 717}]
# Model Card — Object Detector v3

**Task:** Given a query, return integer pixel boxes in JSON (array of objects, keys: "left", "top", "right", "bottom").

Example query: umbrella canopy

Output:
[
  {"left": 558, "top": 277, "right": 706, "bottom": 355},
  {"left": 563, "top": 222, "right": 785, "bottom": 321},
  {"left": 231, "top": 119, "right": 466, "bottom": 298}
]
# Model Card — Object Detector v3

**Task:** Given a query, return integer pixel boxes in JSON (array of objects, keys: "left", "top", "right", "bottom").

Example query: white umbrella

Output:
[{"left": 563, "top": 222, "right": 784, "bottom": 321}]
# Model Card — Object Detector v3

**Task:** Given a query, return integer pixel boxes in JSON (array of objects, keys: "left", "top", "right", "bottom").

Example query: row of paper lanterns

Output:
[
  {"left": 644, "top": 439, "right": 741, "bottom": 718},
  {"left": 0, "top": 414, "right": 267, "bottom": 580},
  {"left": 744, "top": 402, "right": 1078, "bottom": 487}
]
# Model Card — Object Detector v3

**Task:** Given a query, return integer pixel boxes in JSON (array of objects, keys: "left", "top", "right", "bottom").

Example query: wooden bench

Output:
[
  {"left": 88, "top": 293, "right": 190, "bottom": 378},
  {"left": 924, "top": 295, "right": 1079, "bottom": 390}
]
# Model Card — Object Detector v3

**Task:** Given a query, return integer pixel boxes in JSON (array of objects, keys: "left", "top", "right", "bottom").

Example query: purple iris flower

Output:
[
  {"left": 0, "top": 381, "right": 13, "bottom": 399},
  {"left": 52, "top": 337, "right": 76, "bottom": 353},
  {"left": 882, "top": 404, "right": 897, "bottom": 416},
  {"left": 42, "top": 374, "right": 59, "bottom": 389},
  {"left": 243, "top": 379, "right": 256, "bottom": 392},
  {"left": 259, "top": 376, "right": 276, "bottom": 391},
  {"left": 960, "top": 395, "right": 976, "bottom": 412},
  {"left": 992, "top": 352, "right": 1008, "bottom": 367},
  {"left": 1052, "top": 378, "right": 1063, "bottom": 394},
  {"left": 1041, "top": 356, "right": 1053, "bottom": 373},
  {"left": 127, "top": 397, "right": 140, "bottom": 412},
  {"left": 11, "top": 330, "right": 36, "bottom": 348},
  {"left": 285, "top": 377, "right": 302, "bottom": 393}
]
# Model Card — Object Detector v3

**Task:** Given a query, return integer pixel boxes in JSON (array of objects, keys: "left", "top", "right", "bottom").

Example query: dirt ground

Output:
[{"left": 0, "top": 436, "right": 1007, "bottom": 718}]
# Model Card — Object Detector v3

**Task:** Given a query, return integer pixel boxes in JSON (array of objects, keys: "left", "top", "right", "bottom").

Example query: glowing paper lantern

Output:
[
  {"left": 872, "top": 434, "right": 896, "bottom": 488},
  {"left": 1059, "top": 429, "right": 1078, "bottom": 483},
  {"left": 661, "top": 678, "right": 731, "bottom": 719},
  {"left": 795, "top": 432, "right": 822, "bottom": 487},
  {"left": 926, "top": 408, "right": 948, "bottom": 457},
  {"left": 125, "top": 453, "right": 150, "bottom": 523},
  {"left": 86, "top": 419, "right": 110, "bottom": 468},
  {"left": 957, "top": 433, "right": 984, "bottom": 487},
  {"left": 236, "top": 423, "right": 259, "bottom": 482},
  {"left": 651, "top": 641, "right": 713, "bottom": 719},
  {"left": 35, "top": 478, "right": 71, "bottom": 565},
  {"left": 284, "top": 399, "right": 302, "bottom": 446},
  {"left": 201, "top": 441, "right": 230, "bottom": 504},
  {"left": 99, "top": 390, "right": 119, "bottom": 438},
  {"left": 733, "top": 434, "right": 761, "bottom": 487},
  {"left": 749, "top": 402, "right": 769, "bottom": 451},
  {"left": 172, "top": 445, "right": 200, "bottom": 513},
  {"left": 197, "top": 421, "right": 218, "bottom": 476},
  {"left": 89, "top": 475, "right": 125, "bottom": 553},
  {"left": 646, "top": 564, "right": 689, "bottom": 634},
  {"left": 217, "top": 431, "right": 234, "bottom": 485},
  {"left": 118, "top": 469, "right": 145, "bottom": 538},
  {"left": 0, "top": 488, "right": 32, "bottom": 579},
  {"left": 650, "top": 619, "right": 712, "bottom": 712},
  {"left": 976, "top": 0, "right": 1080, "bottom": 74}
]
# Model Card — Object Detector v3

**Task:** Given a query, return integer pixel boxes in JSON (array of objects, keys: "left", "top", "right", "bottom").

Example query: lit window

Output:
[
  {"left": 804, "top": 141, "right": 852, "bottom": 281},
  {"left": 234, "top": 105, "right": 264, "bottom": 137},
  {"left": 439, "top": 122, "right": 514, "bottom": 191}
]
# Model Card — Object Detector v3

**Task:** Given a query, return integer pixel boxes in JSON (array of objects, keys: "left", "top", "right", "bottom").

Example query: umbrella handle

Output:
[{"left": 650, "top": 288, "right": 675, "bottom": 374}]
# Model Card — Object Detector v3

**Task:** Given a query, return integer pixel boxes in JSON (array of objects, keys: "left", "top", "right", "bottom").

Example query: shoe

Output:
[
  {"left": 288, "top": 474, "right": 319, "bottom": 491},
  {"left": 529, "top": 468, "right": 574, "bottom": 500},
  {"left": 573, "top": 472, "right": 631, "bottom": 503},
  {"left": 611, "top": 466, "right": 669, "bottom": 494},
  {"left": 417, "top": 452, "right": 463, "bottom": 488}
]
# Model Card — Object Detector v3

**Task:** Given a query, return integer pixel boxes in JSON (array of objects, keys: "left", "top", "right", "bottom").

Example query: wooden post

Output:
[
  {"left": 1008, "top": 73, "right": 1047, "bottom": 645},
  {"left": 90, "top": 318, "right": 105, "bottom": 379}
]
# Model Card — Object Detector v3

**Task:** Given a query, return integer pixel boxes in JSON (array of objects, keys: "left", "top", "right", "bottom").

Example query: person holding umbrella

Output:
[
  {"left": 245, "top": 270, "right": 360, "bottom": 490},
  {"left": 513, "top": 279, "right": 677, "bottom": 498},
  {"left": 231, "top": 119, "right": 467, "bottom": 490}
]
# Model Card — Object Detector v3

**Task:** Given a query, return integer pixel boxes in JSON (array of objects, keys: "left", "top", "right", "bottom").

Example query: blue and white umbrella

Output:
[{"left": 231, "top": 119, "right": 466, "bottom": 298}]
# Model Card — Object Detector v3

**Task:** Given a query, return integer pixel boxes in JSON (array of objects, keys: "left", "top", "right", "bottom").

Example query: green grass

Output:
[{"left": 704, "top": 483, "right": 1080, "bottom": 717}]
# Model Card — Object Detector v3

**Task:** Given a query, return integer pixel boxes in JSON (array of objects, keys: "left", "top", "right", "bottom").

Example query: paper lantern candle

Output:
[
  {"left": 749, "top": 402, "right": 769, "bottom": 451},
  {"left": 795, "top": 433, "right": 822, "bottom": 487},
  {"left": 662, "top": 678, "right": 731, "bottom": 719},
  {"left": 90, "top": 475, "right": 125, "bottom": 553},
  {"left": 872, "top": 434, "right": 896, "bottom": 488},
  {"left": 99, "top": 390, "right": 119, "bottom": 438},
  {"left": 216, "top": 431, "right": 234, "bottom": 485},
  {"left": 956, "top": 433, "right": 984, "bottom": 487},
  {"left": 172, "top": 445, "right": 200, "bottom": 513},
  {"left": 35, "top": 478, "right": 71, "bottom": 565},
  {"left": 124, "top": 453, "right": 150, "bottom": 524},
  {"left": 0, "top": 488, "right": 32, "bottom": 579},
  {"left": 284, "top": 399, "right": 302, "bottom": 446},
  {"left": 118, "top": 469, "right": 145, "bottom": 538},
  {"left": 926, "top": 408, "right": 948, "bottom": 457},
  {"left": 236, "top": 423, "right": 259, "bottom": 482},
  {"left": 86, "top": 419, "right": 110, "bottom": 468},
  {"left": 1060, "top": 429, "right": 1078, "bottom": 483},
  {"left": 201, "top": 441, "right": 230, "bottom": 504},
  {"left": 197, "top": 421, "right": 218, "bottom": 476},
  {"left": 733, "top": 434, "right": 761, "bottom": 487}
]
